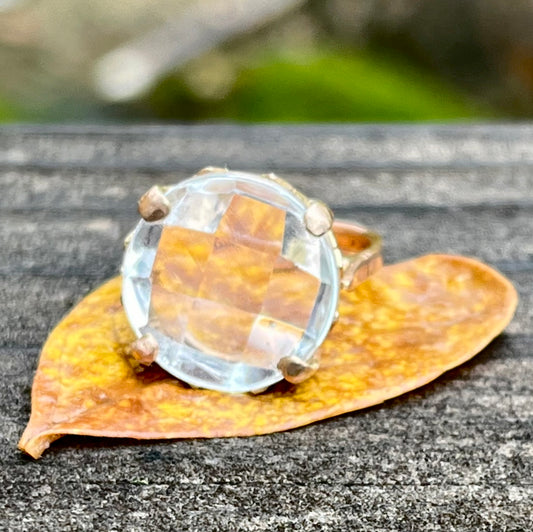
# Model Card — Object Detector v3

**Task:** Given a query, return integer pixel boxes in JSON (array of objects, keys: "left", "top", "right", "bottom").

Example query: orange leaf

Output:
[{"left": 19, "top": 255, "right": 517, "bottom": 459}]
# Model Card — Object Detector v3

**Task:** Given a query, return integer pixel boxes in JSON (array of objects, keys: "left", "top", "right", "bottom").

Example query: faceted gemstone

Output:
[{"left": 122, "top": 171, "right": 339, "bottom": 393}]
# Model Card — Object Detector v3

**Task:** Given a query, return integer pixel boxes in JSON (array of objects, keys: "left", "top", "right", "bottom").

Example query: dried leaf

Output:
[{"left": 19, "top": 255, "right": 517, "bottom": 458}]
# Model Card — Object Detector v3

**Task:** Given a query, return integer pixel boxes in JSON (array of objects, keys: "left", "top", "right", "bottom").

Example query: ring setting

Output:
[{"left": 122, "top": 167, "right": 381, "bottom": 393}]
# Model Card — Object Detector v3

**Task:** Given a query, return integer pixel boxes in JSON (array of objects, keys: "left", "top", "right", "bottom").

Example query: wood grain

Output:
[{"left": 0, "top": 125, "right": 531, "bottom": 531}]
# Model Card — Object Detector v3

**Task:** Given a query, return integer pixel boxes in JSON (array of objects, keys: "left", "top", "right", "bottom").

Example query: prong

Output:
[
  {"left": 138, "top": 185, "right": 170, "bottom": 222},
  {"left": 262, "top": 172, "right": 277, "bottom": 180},
  {"left": 330, "top": 310, "right": 340, "bottom": 330},
  {"left": 130, "top": 333, "right": 159, "bottom": 366},
  {"left": 249, "top": 386, "right": 269, "bottom": 395},
  {"left": 304, "top": 200, "right": 334, "bottom": 237},
  {"left": 277, "top": 356, "right": 319, "bottom": 384},
  {"left": 123, "top": 229, "right": 134, "bottom": 249},
  {"left": 196, "top": 166, "right": 226, "bottom": 176}
]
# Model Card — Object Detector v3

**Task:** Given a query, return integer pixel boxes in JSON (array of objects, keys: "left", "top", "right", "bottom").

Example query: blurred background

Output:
[{"left": 3, "top": 0, "right": 533, "bottom": 123}]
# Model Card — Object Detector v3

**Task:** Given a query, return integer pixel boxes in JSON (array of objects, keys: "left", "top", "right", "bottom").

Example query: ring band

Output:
[{"left": 333, "top": 221, "right": 383, "bottom": 290}]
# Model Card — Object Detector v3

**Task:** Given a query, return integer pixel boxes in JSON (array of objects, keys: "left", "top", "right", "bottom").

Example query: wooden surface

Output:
[{"left": 0, "top": 124, "right": 531, "bottom": 531}]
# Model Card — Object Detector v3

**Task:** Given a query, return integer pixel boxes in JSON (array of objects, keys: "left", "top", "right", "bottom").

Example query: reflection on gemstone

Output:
[
  {"left": 197, "top": 238, "right": 274, "bottom": 314},
  {"left": 149, "top": 286, "right": 191, "bottom": 342},
  {"left": 186, "top": 298, "right": 257, "bottom": 360},
  {"left": 122, "top": 225, "right": 161, "bottom": 278},
  {"left": 122, "top": 170, "right": 339, "bottom": 393},
  {"left": 165, "top": 191, "right": 232, "bottom": 232},
  {"left": 282, "top": 211, "right": 321, "bottom": 278},
  {"left": 151, "top": 226, "right": 215, "bottom": 297},
  {"left": 260, "top": 256, "right": 320, "bottom": 329},
  {"left": 216, "top": 194, "right": 285, "bottom": 254},
  {"left": 122, "top": 277, "right": 151, "bottom": 332},
  {"left": 244, "top": 316, "right": 304, "bottom": 369},
  {"left": 235, "top": 178, "right": 292, "bottom": 210}
]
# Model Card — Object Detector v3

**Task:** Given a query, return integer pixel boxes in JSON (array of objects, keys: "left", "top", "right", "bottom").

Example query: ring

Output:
[{"left": 122, "top": 167, "right": 382, "bottom": 393}]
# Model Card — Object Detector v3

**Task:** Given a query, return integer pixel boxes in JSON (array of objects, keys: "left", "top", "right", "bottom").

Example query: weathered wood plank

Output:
[
  {"left": 2, "top": 166, "right": 533, "bottom": 212},
  {"left": 3, "top": 124, "right": 533, "bottom": 171},
  {"left": 2, "top": 481, "right": 531, "bottom": 531},
  {"left": 1, "top": 206, "right": 532, "bottom": 278},
  {"left": 0, "top": 125, "right": 531, "bottom": 532}
]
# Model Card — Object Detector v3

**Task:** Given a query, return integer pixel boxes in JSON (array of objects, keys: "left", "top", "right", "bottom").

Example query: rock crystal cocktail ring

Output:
[{"left": 122, "top": 167, "right": 382, "bottom": 393}]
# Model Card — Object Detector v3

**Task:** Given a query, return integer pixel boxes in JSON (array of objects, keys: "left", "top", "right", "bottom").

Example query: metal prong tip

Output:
[
  {"left": 138, "top": 185, "right": 170, "bottom": 222},
  {"left": 123, "top": 230, "right": 134, "bottom": 249},
  {"left": 249, "top": 386, "right": 269, "bottom": 395},
  {"left": 130, "top": 333, "right": 159, "bottom": 366},
  {"left": 304, "top": 200, "right": 334, "bottom": 237},
  {"left": 196, "top": 166, "right": 226, "bottom": 176},
  {"left": 277, "top": 356, "right": 319, "bottom": 384}
]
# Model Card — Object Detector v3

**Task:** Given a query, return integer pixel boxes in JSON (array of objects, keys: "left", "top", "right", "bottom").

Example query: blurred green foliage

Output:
[
  {"left": 146, "top": 49, "right": 489, "bottom": 122},
  {"left": 0, "top": 49, "right": 489, "bottom": 123},
  {"left": 0, "top": 94, "right": 26, "bottom": 122}
]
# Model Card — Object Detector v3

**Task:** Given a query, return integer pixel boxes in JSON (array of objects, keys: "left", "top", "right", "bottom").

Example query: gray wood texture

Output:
[{"left": 0, "top": 124, "right": 531, "bottom": 531}]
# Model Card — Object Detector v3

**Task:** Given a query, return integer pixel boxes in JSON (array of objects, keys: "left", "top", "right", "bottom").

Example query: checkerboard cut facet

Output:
[{"left": 122, "top": 171, "right": 339, "bottom": 393}]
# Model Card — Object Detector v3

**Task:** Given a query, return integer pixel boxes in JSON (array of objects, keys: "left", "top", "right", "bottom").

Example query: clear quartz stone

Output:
[{"left": 122, "top": 171, "right": 339, "bottom": 393}]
